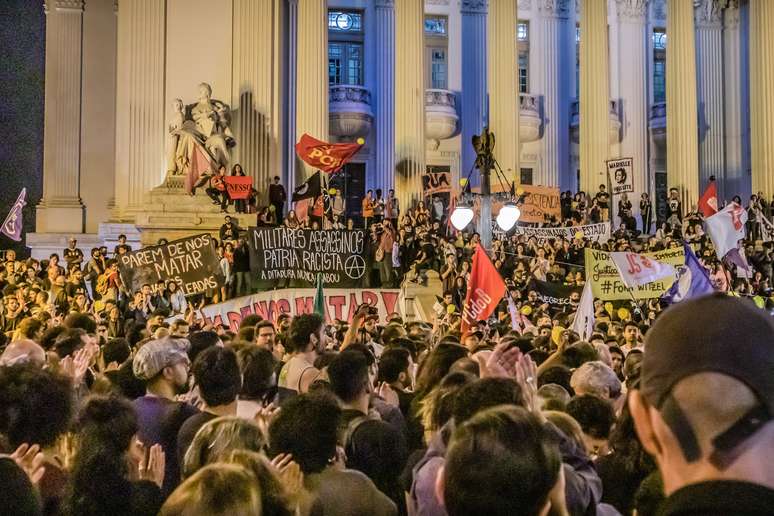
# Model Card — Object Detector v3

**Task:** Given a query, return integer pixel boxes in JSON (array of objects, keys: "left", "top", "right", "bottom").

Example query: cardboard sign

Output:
[
  {"left": 585, "top": 247, "right": 685, "bottom": 300},
  {"left": 248, "top": 227, "right": 370, "bottom": 288},
  {"left": 225, "top": 176, "right": 253, "bottom": 199},
  {"left": 422, "top": 172, "right": 452, "bottom": 195},
  {"left": 196, "top": 288, "right": 401, "bottom": 330},
  {"left": 117, "top": 234, "right": 224, "bottom": 295}
]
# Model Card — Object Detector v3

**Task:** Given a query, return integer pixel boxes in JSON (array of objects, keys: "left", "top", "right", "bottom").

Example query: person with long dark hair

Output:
[
  {"left": 64, "top": 395, "right": 164, "bottom": 516},
  {"left": 231, "top": 164, "right": 247, "bottom": 214}
]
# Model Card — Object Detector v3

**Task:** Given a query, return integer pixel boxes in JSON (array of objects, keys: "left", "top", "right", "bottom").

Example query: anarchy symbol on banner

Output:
[{"left": 344, "top": 255, "right": 366, "bottom": 279}]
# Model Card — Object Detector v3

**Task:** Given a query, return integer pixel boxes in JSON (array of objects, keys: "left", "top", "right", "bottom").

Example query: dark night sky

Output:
[{"left": 0, "top": 0, "right": 45, "bottom": 256}]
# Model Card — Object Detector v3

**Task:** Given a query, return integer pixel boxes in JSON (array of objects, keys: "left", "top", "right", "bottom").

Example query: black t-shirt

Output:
[{"left": 595, "top": 192, "right": 610, "bottom": 209}]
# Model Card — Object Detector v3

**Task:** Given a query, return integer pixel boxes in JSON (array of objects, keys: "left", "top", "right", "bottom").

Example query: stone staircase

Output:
[{"left": 133, "top": 183, "right": 255, "bottom": 245}]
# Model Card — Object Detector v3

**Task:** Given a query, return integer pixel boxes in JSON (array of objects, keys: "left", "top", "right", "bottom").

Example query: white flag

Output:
[
  {"left": 571, "top": 281, "right": 595, "bottom": 340},
  {"left": 705, "top": 202, "right": 748, "bottom": 259},
  {"left": 610, "top": 251, "right": 677, "bottom": 289}
]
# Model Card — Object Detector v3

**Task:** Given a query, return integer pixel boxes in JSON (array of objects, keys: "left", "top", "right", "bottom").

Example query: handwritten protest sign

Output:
[
  {"left": 510, "top": 222, "right": 611, "bottom": 244},
  {"left": 585, "top": 247, "right": 685, "bottom": 300},
  {"left": 117, "top": 234, "right": 223, "bottom": 295},
  {"left": 195, "top": 288, "right": 401, "bottom": 330},
  {"left": 249, "top": 227, "right": 369, "bottom": 288},
  {"left": 225, "top": 176, "right": 252, "bottom": 199},
  {"left": 422, "top": 172, "right": 451, "bottom": 195}
]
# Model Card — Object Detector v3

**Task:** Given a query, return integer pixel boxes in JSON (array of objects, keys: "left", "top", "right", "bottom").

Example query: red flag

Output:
[
  {"left": 460, "top": 244, "right": 506, "bottom": 334},
  {"left": 295, "top": 133, "right": 364, "bottom": 173},
  {"left": 185, "top": 142, "right": 216, "bottom": 194},
  {"left": 698, "top": 180, "right": 718, "bottom": 217},
  {"left": 225, "top": 176, "right": 253, "bottom": 199}
]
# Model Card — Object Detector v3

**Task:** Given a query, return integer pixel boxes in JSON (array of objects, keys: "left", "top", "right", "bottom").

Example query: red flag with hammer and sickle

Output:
[{"left": 295, "top": 134, "right": 365, "bottom": 173}]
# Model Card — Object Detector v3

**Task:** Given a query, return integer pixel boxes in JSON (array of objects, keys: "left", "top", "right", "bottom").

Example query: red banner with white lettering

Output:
[
  {"left": 461, "top": 244, "right": 507, "bottom": 334},
  {"left": 225, "top": 176, "right": 253, "bottom": 199},
  {"left": 295, "top": 133, "right": 364, "bottom": 173}
]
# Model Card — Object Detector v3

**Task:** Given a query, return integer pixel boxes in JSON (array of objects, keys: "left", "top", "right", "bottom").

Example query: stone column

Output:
[
  {"left": 295, "top": 0, "right": 328, "bottom": 179},
  {"left": 114, "top": 0, "right": 166, "bottom": 215},
  {"left": 38, "top": 0, "right": 85, "bottom": 233},
  {"left": 723, "top": 0, "right": 749, "bottom": 200},
  {"left": 394, "top": 0, "right": 425, "bottom": 212},
  {"left": 488, "top": 0, "right": 520, "bottom": 182},
  {"left": 579, "top": 0, "right": 610, "bottom": 194},
  {"left": 460, "top": 0, "right": 488, "bottom": 183},
  {"left": 536, "top": 0, "right": 571, "bottom": 188},
  {"left": 616, "top": 0, "right": 649, "bottom": 215},
  {"left": 666, "top": 0, "right": 700, "bottom": 206},
  {"left": 749, "top": 0, "right": 774, "bottom": 196},
  {"left": 232, "top": 0, "right": 282, "bottom": 198},
  {"left": 695, "top": 0, "right": 725, "bottom": 192},
  {"left": 286, "top": 0, "right": 298, "bottom": 201},
  {"left": 375, "top": 0, "right": 396, "bottom": 193}
]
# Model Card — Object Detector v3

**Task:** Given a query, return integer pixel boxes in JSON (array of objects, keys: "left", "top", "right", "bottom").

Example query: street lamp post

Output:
[{"left": 450, "top": 127, "right": 522, "bottom": 247}]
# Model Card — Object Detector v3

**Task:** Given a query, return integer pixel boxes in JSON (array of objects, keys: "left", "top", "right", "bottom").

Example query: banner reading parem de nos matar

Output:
[{"left": 117, "top": 234, "right": 223, "bottom": 295}]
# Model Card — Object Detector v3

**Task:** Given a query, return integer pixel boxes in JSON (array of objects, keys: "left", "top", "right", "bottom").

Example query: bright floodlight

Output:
[
  {"left": 496, "top": 202, "right": 521, "bottom": 231},
  {"left": 450, "top": 204, "right": 474, "bottom": 230}
]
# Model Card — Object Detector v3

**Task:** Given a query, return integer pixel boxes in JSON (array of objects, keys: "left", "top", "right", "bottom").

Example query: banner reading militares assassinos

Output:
[
  {"left": 117, "top": 233, "right": 224, "bottom": 295},
  {"left": 248, "top": 226, "right": 370, "bottom": 288}
]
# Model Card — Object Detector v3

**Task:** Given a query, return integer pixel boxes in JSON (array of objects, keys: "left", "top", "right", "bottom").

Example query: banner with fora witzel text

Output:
[
  {"left": 248, "top": 226, "right": 370, "bottom": 288},
  {"left": 585, "top": 247, "right": 684, "bottom": 300},
  {"left": 117, "top": 233, "right": 224, "bottom": 296}
]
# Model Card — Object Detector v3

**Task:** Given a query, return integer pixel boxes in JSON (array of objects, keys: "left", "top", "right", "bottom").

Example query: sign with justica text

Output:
[{"left": 117, "top": 234, "right": 223, "bottom": 295}]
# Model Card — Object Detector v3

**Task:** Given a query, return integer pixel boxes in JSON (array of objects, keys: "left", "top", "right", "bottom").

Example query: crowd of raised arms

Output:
[{"left": 1, "top": 183, "right": 774, "bottom": 516}]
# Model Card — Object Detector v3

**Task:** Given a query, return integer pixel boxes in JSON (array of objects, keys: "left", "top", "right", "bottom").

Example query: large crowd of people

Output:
[{"left": 1, "top": 184, "right": 774, "bottom": 516}]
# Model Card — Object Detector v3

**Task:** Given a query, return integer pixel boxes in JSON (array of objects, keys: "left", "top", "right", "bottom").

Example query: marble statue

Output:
[{"left": 166, "top": 83, "right": 235, "bottom": 179}]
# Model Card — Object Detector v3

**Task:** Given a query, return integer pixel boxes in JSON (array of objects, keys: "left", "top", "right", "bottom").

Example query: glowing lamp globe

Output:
[
  {"left": 496, "top": 202, "right": 521, "bottom": 231},
  {"left": 450, "top": 205, "right": 474, "bottom": 230}
]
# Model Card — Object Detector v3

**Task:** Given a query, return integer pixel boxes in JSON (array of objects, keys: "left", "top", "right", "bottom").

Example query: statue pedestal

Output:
[{"left": 132, "top": 181, "right": 255, "bottom": 246}]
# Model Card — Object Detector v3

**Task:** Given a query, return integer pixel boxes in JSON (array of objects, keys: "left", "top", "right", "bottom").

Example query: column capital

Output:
[
  {"left": 375, "top": 0, "right": 395, "bottom": 8},
  {"left": 539, "top": 0, "right": 570, "bottom": 19},
  {"left": 461, "top": 0, "right": 488, "bottom": 14},
  {"left": 616, "top": 0, "right": 649, "bottom": 23},
  {"left": 694, "top": 0, "right": 725, "bottom": 28},
  {"left": 54, "top": 0, "right": 84, "bottom": 12}
]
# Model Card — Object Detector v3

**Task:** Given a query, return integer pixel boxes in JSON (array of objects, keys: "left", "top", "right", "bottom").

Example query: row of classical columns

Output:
[
  {"left": 581, "top": 0, "right": 773, "bottom": 209},
  {"left": 39, "top": 0, "right": 774, "bottom": 234}
]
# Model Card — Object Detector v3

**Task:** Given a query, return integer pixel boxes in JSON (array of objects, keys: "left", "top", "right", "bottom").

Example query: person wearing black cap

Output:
[{"left": 629, "top": 294, "right": 774, "bottom": 515}]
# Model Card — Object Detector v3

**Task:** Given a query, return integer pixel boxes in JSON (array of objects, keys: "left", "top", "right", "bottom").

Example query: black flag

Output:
[{"left": 292, "top": 171, "right": 322, "bottom": 202}]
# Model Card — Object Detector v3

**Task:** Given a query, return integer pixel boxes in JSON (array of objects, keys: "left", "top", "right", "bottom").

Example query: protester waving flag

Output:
[
  {"left": 460, "top": 244, "right": 506, "bottom": 334},
  {"left": 705, "top": 201, "right": 747, "bottom": 259},
  {"left": 1, "top": 188, "right": 26, "bottom": 242},
  {"left": 663, "top": 243, "right": 715, "bottom": 304},
  {"left": 610, "top": 251, "right": 676, "bottom": 289},
  {"left": 292, "top": 171, "right": 322, "bottom": 202},
  {"left": 698, "top": 177, "right": 718, "bottom": 217},
  {"left": 314, "top": 273, "right": 325, "bottom": 319},
  {"left": 295, "top": 133, "right": 365, "bottom": 173},
  {"left": 571, "top": 281, "right": 595, "bottom": 340}
]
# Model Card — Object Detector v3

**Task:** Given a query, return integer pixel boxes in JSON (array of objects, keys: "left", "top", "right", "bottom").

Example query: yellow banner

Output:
[{"left": 585, "top": 247, "right": 685, "bottom": 300}]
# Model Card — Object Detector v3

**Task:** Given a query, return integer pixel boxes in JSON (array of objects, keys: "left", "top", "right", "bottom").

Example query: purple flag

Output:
[{"left": 1, "top": 188, "right": 27, "bottom": 242}]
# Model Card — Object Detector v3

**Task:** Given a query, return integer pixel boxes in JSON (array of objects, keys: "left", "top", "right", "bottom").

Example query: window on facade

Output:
[
  {"left": 425, "top": 15, "right": 449, "bottom": 90},
  {"left": 520, "top": 168, "right": 534, "bottom": 186},
  {"left": 328, "top": 10, "right": 364, "bottom": 86},
  {"left": 518, "top": 21, "right": 529, "bottom": 93},
  {"left": 575, "top": 24, "right": 580, "bottom": 97},
  {"left": 653, "top": 29, "right": 666, "bottom": 102}
]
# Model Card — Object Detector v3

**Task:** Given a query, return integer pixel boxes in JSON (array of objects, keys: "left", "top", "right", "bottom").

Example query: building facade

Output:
[{"left": 31, "top": 0, "right": 772, "bottom": 253}]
